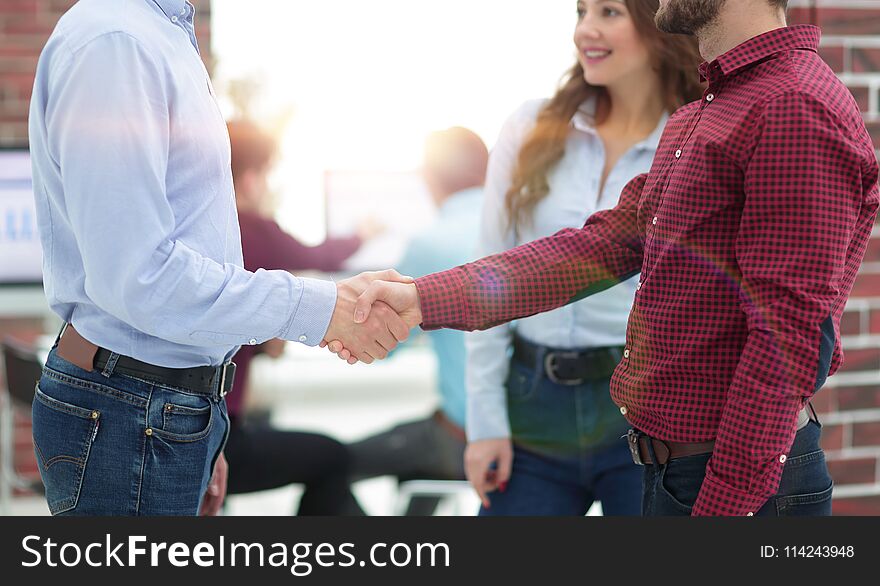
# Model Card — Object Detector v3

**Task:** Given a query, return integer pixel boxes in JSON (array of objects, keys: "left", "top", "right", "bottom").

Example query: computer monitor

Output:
[
  {"left": 0, "top": 148, "right": 43, "bottom": 285},
  {"left": 324, "top": 169, "right": 437, "bottom": 272}
]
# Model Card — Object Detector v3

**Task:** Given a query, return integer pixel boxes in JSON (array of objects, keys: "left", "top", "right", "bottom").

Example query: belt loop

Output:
[
  {"left": 808, "top": 401, "right": 821, "bottom": 427},
  {"left": 52, "top": 322, "right": 69, "bottom": 350},
  {"left": 644, "top": 436, "right": 662, "bottom": 473},
  {"left": 100, "top": 352, "right": 120, "bottom": 378}
]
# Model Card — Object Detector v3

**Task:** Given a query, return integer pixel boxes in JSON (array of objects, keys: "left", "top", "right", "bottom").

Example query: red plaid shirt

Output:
[{"left": 414, "top": 26, "right": 880, "bottom": 516}]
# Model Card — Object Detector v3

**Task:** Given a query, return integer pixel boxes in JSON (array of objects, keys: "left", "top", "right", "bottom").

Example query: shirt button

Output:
[
  {"left": 779, "top": 454, "right": 787, "bottom": 464},
  {"left": 636, "top": 282, "right": 642, "bottom": 291},
  {"left": 298, "top": 335, "right": 308, "bottom": 343},
  {"left": 706, "top": 93, "right": 715, "bottom": 102},
  {"left": 171, "top": 15, "right": 178, "bottom": 22},
  {"left": 747, "top": 512, "right": 754, "bottom": 516},
  {"left": 248, "top": 338, "right": 257, "bottom": 345},
  {"left": 620, "top": 406, "right": 627, "bottom": 415},
  {"left": 623, "top": 349, "right": 630, "bottom": 359},
  {"left": 674, "top": 149, "right": 682, "bottom": 158},
  {"left": 652, "top": 217, "right": 658, "bottom": 225}
]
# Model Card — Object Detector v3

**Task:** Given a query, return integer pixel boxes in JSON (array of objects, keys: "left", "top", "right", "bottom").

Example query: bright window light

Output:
[{"left": 212, "top": 0, "right": 576, "bottom": 243}]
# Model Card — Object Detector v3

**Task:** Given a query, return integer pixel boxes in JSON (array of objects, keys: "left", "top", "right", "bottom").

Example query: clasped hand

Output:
[{"left": 321, "top": 270, "right": 422, "bottom": 364}]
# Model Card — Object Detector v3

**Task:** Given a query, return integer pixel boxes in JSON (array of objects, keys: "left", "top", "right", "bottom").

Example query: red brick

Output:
[
  {"left": 853, "top": 48, "right": 880, "bottom": 75},
  {"left": 836, "top": 385, "right": 880, "bottom": 411},
  {"left": 809, "top": 8, "right": 880, "bottom": 36},
  {"left": 832, "top": 495, "right": 880, "bottom": 516},
  {"left": 850, "top": 272, "right": 880, "bottom": 298},
  {"left": 2, "top": 17, "right": 56, "bottom": 36},
  {"left": 0, "top": 55, "right": 39, "bottom": 73},
  {"left": 787, "top": 8, "right": 816, "bottom": 26},
  {"left": 836, "top": 347, "right": 880, "bottom": 374},
  {"left": 866, "top": 120, "right": 880, "bottom": 147},
  {"left": 852, "top": 421, "right": 880, "bottom": 447},
  {"left": 820, "top": 422, "right": 845, "bottom": 451},
  {"left": 865, "top": 236, "right": 880, "bottom": 263},
  {"left": 0, "top": 0, "right": 40, "bottom": 15},
  {"left": 819, "top": 45, "right": 844, "bottom": 73},
  {"left": 827, "top": 457, "right": 877, "bottom": 485},
  {"left": 870, "top": 308, "right": 880, "bottom": 335},
  {"left": 811, "top": 386, "right": 835, "bottom": 414},
  {"left": 840, "top": 309, "right": 862, "bottom": 336},
  {"left": 848, "top": 86, "right": 870, "bottom": 113}
]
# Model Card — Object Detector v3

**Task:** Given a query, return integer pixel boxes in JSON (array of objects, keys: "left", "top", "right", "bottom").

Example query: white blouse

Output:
[{"left": 465, "top": 98, "right": 668, "bottom": 441}]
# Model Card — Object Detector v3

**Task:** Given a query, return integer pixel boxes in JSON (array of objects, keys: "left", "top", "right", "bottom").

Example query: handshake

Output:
[{"left": 320, "top": 269, "right": 423, "bottom": 364}]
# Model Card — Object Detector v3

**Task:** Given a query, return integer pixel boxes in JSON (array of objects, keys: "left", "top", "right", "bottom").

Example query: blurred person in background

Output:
[
  {"left": 462, "top": 0, "right": 703, "bottom": 515},
  {"left": 224, "top": 119, "right": 380, "bottom": 515},
  {"left": 344, "top": 127, "right": 488, "bottom": 515}
]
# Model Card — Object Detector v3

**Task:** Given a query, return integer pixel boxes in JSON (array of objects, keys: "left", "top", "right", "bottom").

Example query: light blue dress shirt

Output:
[
  {"left": 28, "top": 0, "right": 337, "bottom": 368},
  {"left": 396, "top": 187, "right": 483, "bottom": 428},
  {"left": 465, "top": 99, "right": 667, "bottom": 441}
]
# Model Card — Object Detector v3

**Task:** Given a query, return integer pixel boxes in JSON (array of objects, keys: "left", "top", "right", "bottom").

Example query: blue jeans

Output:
[
  {"left": 480, "top": 358, "right": 641, "bottom": 516},
  {"left": 642, "top": 419, "right": 833, "bottom": 516},
  {"left": 32, "top": 348, "right": 229, "bottom": 515}
]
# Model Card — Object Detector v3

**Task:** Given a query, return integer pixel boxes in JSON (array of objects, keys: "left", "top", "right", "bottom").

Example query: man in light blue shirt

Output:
[
  {"left": 346, "top": 128, "right": 487, "bottom": 515},
  {"left": 28, "top": 0, "right": 408, "bottom": 516}
]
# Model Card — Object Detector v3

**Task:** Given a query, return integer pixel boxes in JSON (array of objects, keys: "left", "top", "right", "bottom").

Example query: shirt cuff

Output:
[
  {"left": 281, "top": 276, "right": 337, "bottom": 347},
  {"left": 691, "top": 468, "right": 771, "bottom": 516},
  {"left": 414, "top": 269, "right": 469, "bottom": 331}
]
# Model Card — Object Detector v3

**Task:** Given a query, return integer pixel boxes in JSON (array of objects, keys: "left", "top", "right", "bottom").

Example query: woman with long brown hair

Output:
[{"left": 464, "top": 0, "right": 704, "bottom": 515}]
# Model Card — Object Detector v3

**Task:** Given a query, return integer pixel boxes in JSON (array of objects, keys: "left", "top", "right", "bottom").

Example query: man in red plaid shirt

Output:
[{"left": 331, "top": 0, "right": 880, "bottom": 516}]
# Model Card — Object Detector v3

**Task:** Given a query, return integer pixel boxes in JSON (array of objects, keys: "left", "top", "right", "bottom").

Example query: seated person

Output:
[
  {"left": 223, "top": 119, "right": 376, "bottom": 515},
  {"left": 345, "top": 127, "right": 488, "bottom": 515}
]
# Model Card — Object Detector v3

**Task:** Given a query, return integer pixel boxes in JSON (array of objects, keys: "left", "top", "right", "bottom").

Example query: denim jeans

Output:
[
  {"left": 642, "top": 419, "right": 833, "bottom": 516},
  {"left": 32, "top": 347, "right": 229, "bottom": 515},
  {"left": 479, "top": 358, "right": 641, "bottom": 516}
]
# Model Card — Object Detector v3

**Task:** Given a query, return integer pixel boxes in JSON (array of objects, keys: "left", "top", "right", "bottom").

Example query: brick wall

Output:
[
  {"left": 0, "top": 0, "right": 213, "bottom": 146},
  {"left": 789, "top": 0, "right": 880, "bottom": 515}
]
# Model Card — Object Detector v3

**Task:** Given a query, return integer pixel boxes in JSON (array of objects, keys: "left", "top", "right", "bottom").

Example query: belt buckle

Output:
[
  {"left": 626, "top": 429, "right": 644, "bottom": 465},
  {"left": 544, "top": 351, "right": 583, "bottom": 386},
  {"left": 218, "top": 361, "right": 235, "bottom": 398}
]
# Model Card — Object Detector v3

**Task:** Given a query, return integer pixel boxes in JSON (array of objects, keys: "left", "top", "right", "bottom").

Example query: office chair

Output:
[
  {"left": 0, "top": 337, "right": 45, "bottom": 514},
  {"left": 394, "top": 479, "right": 476, "bottom": 516}
]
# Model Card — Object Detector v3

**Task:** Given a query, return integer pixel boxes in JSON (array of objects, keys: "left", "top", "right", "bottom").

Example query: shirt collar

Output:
[
  {"left": 151, "top": 0, "right": 188, "bottom": 20},
  {"left": 698, "top": 25, "right": 820, "bottom": 83},
  {"left": 571, "top": 96, "right": 668, "bottom": 152}
]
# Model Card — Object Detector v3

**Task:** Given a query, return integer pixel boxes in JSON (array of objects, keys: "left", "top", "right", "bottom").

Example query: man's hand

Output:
[
  {"left": 199, "top": 451, "right": 228, "bottom": 516},
  {"left": 324, "top": 278, "right": 423, "bottom": 363},
  {"left": 322, "top": 270, "right": 415, "bottom": 364},
  {"left": 464, "top": 438, "right": 512, "bottom": 509}
]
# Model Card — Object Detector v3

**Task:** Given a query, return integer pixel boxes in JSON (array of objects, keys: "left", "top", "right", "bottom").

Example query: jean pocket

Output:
[
  {"left": 658, "top": 453, "right": 711, "bottom": 514},
  {"left": 772, "top": 447, "right": 834, "bottom": 516},
  {"left": 31, "top": 385, "right": 100, "bottom": 515},
  {"left": 775, "top": 482, "right": 833, "bottom": 516},
  {"left": 152, "top": 395, "right": 214, "bottom": 442},
  {"left": 505, "top": 361, "right": 540, "bottom": 403}
]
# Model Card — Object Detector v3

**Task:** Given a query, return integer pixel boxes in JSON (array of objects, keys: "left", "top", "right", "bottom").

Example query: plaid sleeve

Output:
[
  {"left": 415, "top": 174, "right": 648, "bottom": 332},
  {"left": 692, "top": 91, "right": 871, "bottom": 516}
]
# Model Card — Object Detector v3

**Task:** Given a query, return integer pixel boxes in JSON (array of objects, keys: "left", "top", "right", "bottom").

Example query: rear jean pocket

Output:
[{"left": 31, "top": 384, "right": 100, "bottom": 515}]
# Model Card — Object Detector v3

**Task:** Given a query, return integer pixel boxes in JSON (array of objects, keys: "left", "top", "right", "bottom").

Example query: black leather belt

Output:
[
  {"left": 94, "top": 349, "right": 235, "bottom": 399},
  {"left": 57, "top": 323, "right": 234, "bottom": 399},
  {"left": 512, "top": 336, "right": 624, "bottom": 385}
]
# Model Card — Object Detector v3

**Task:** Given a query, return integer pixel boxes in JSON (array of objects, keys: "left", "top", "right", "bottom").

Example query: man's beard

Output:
[{"left": 655, "top": 0, "right": 726, "bottom": 35}]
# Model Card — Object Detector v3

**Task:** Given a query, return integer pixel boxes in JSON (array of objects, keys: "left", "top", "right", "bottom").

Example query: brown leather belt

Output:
[
  {"left": 55, "top": 323, "right": 234, "bottom": 399},
  {"left": 627, "top": 407, "right": 813, "bottom": 466}
]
